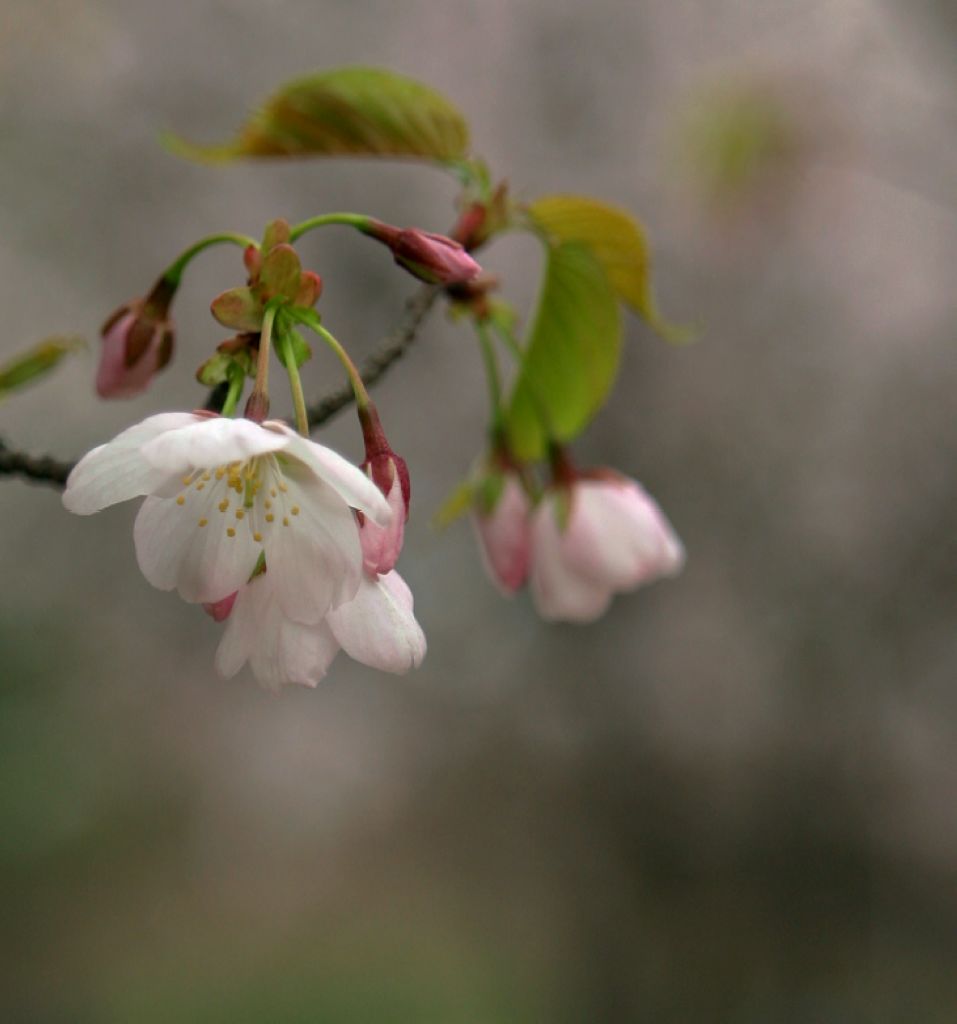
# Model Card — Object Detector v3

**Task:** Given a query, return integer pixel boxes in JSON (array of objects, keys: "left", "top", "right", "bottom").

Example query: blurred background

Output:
[{"left": 2, "top": 0, "right": 957, "bottom": 1019}]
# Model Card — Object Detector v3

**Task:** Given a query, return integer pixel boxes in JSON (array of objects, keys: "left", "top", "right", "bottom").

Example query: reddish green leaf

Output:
[{"left": 168, "top": 67, "right": 470, "bottom": 164}]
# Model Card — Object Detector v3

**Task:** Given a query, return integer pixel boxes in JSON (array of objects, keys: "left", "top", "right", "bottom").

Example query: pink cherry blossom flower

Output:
[
  {"left": 214, "top": 568, "right": 426, "bottom": 690},
  {"left": 529, "top": 473, "right": 684, "bottom": 622},
  {"left": 62, "top": 412, "right": 392, "bottom": 622},
  {"left": 472, "top": 471, "right": 532, "bottom": 594}
]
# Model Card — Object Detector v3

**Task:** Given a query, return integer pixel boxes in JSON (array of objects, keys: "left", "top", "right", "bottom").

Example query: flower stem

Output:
[
  {"left": 474, "top": 320, "right": 502, "bottom": 417},
  {"left": 245, "top": 303, "right": 278, "bottom": 421},
  {"left": 288, "top": 212, "right": 372, "bottom": 243},
  {"left": 278, "top": 333, "right": 310, "bottom": 436},
  {"left": 312, "top": 322, "right": 371, "bottom": 410},
  {"left": 219, "top": 366, "right": 245, "bottom": 418},
  {"left": 161, "top": 232, "right": 259, "bottom": 288}
]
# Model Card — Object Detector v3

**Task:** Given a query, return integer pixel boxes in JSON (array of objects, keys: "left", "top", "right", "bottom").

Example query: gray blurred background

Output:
[{"left": 2, "top": 0, "right": 957, "bottom": 1020}]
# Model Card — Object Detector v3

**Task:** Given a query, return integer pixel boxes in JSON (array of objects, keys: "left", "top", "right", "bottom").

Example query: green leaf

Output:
[
  {"left": 503, "top": 242, "right": 621, "bottom": 461},
  {"left": 0, "top": 336, "right": 84, "bottom": 399},
  {"left": 432, "top": 478, "right": 475, "bottom": 530},
  {"left": 526, "top": 194, "right": 691, "bottom": 343},
  {"left": 168, "top": 66, "right": 470, "bottom": 164},
  {"left": 211, "top": 287, "right": 263, "bottom": 332},
  {"left": 260, "top": 244, "right": 302, "bottom": 303}
]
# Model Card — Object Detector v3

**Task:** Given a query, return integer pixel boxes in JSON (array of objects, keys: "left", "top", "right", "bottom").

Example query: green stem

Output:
[
  {"left": 475, "top": 321, "right": 502, "bottom": 416},
  {"left": 252, "top": 304, "right": 278, "bottom": 401},
  {"left": 219, "top": 367, "right": 245, "bottom": 417},
  {"left": 312, "top": 322, "right": 370, "bottom": 409},
  {"left": 161, "top": 232, "right": 259, "bottom": 288},
  {"left": 288, "top": 212, "right": 372, "bottom": 243},
  {"left": 278, "top": 334, "right": 310, "bottom": 436}
]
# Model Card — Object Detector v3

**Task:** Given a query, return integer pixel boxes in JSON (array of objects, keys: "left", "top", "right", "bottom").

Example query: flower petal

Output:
[
  {"left": 359, "top": 472, "right": 406, "bottom": 576},
  {"left": 139, "top": 417, "right": 288, "bottom": 475},
  {"left": 215, "top": 574, "right": 339, "bottom": 690},
  {"left": 529, "top": 499, "right": 613, "bottom": 623},
  {"left": 328, "top": 570, "right": 427, "bottom": 673},
  {"left": 257, "top": 462, "right": 363, "bottom": 624},
  {"left": 133, "top": 475, "right": 261, "bottom": 603},
  {"left": 268, "top": 424, "right": 392, "bottom": 526},
  {"left": 472, "top": 473, "right": 532, "bottom": 594},
  {"left": 62, "top": 412, "right": 202, "bottom": 514},
  {"left": 564, "top": 479, "right": 685, "bottom": 589}
]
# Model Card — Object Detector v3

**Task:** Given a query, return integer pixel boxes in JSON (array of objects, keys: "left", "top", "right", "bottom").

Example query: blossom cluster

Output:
[
  {"left": 63, "top": 412, "right": 425, "bottom": 690},
  {"left": 472, "top": 463, "right": 684, "bottom": 622}
]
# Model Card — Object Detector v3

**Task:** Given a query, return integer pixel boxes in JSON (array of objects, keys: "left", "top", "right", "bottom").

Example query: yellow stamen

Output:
[
  {"left": 265, "top": 513, "right": 274, "bottom": 523},
  {"left": 235, "top": 509, "right": 245, "bottom": 520},
  {"left": 218, "top": 500, "right": 229, "bottom": 513},
  {"left": 291, "top": 506, "right": 300, "bottom": 516},
  {"left": 253, "top": 532, "right": 262, "bottom": 542},
  {"left": 198, "top": 518, "right": 208, "bottom": 527},
  {"left": 226, "top": 527, "right": 236, "bottom": 538},
  {"left": 176, "top": 495, "right": 185, "bottom": 506},
  {"left": 282, "top": 516, "right": 290, "bottom": 527}
]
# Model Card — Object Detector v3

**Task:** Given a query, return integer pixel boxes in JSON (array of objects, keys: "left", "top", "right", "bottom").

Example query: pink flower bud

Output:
[
  {"left": 95, "top": 278, "right": 176, "bottom": 399},
  {"left": 203, "top": 591, "right": 238, "bottom": 622},
  {"left": 530, "top": 473, "right": 684, "bottom": 622},
  {"left": 472, "top": 471, "right": 532, "bottom": 594},
  {"left": 364, "top": 220, "right": 481, "bottom": 285},
  {"left": 356, "top": 403, "right": 410, "bottom": 577}
]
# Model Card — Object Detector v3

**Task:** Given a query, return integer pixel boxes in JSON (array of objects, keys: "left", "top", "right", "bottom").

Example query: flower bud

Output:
[
  {"left": 472, "top": 469, "right": 532, "bottom": 594},
  {"left": 357, "top": 403, "right": 410, "bottom": 576},
  {"left": 363, "top": 220, "right": 481, "bottom": 285},
  {"left": 95, "top": 278, "right": 176, "bottom": 399}
]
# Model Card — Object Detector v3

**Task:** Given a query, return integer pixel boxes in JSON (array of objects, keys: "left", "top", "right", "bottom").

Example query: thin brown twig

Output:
[{"left": 0, "top": 283, "right": 441, "bottom": 491}]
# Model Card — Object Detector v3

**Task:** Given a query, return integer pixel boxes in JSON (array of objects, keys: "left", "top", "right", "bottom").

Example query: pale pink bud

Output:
[
  {"left": 472, "top": 471, "right": 532, "bottom": 594},
  {"left": 95, "top": 278, "right": 176, "bottom": 399},
  {"left": 530, "top": 474, "right": 684, "bottom": 622},
  {"left": 364, "top": 220, "right": 481, "bottom": 285},
  {"left": 203, "top": 591, "right": 238, "bottom": 622}
]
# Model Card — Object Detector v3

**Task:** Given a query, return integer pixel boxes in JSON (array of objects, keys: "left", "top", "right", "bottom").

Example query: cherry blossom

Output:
[
  {"left": 529, "top": 473, "right": 684, "bottom": 622},
  {"left": 62, "top": 412, "right": 391, "bottom": 622},
  {"left": 472, "top": 470, "right": 532, "bottom": 594}
]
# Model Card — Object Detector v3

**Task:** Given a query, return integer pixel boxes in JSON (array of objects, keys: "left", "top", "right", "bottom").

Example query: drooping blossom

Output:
[
  {"left": 213, "top": 568, "right": 426, "bottom": 690},
  {"left": 96, "top": 279, "right": 176, "bottom": 398},
  {"left": 529, "top": 472, "right": 684, "bottom": 622},
  {"left": 62, "top": 412, "right": 391, "bottom": 623},
  {"left": 472, "top": 470, "right": 532, "bottom": 595}
]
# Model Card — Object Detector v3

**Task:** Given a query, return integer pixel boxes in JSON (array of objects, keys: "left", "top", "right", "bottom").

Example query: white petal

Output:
[
  {"left": 271, "top": 425, "right": 392, "bottom": 527},
  {"left": 328, "top": 570, "right": 427, "bottom": 674},
  {"left": 529, "top": 499, "right": 613, "bottom": 623},
  {"left": 140, "top": 417, "right": 288, "bottom": 475},
  {"left": 133, "top": 475, "right": 261, "bottom": 603},
  {"left": 259, "top": 463, "right": 363, "bottom": 624},
  {"left": 214, "top": 582, "right": 261, "bottom": 679},
  {"left": 62, "top": 412, "right": 201, "bottom": 514},
  {"left": 214, "top": 575, "right": 339, "bottom": 689}
]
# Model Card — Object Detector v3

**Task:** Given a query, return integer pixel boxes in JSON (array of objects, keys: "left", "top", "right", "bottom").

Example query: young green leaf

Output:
[
  {"left": 0, "top": 336, "right": 84, "bottom": 399},
  {"left": 167, "top": 66, "right": 470, "bottom": 164},
  {"left": 259, "top": 244, "right": 302, "bottom": 303},
  {"left": 526, "top": 195, "right": 691, "bottom": 343},
  {"left": 504, "top": 242, "right": 621, "bottom": 461}
]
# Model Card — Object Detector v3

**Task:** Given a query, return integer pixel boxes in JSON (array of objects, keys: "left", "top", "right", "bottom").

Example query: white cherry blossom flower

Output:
[{"left": 63, "top": 412, "right": 391, "bottom": 622}]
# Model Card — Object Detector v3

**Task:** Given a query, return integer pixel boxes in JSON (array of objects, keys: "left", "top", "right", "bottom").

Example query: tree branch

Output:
[{"left": 0, "top": 283, "right": 441, "bottom": 491}]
